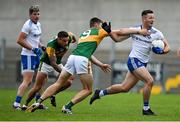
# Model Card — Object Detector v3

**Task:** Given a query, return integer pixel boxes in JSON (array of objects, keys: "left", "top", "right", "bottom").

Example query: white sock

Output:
[
  {"left": 99, "top": 90, "right": 104, "bottom": 97},
  {"left": 143, "top": 106, "right": 150, "bottom": 111},
  {"left": 14, "top": 102, "right": 20, "bottom": 107}
]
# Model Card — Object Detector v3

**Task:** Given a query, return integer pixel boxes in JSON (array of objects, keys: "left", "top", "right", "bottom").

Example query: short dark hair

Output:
[
  {"left": 57, "top": 31, "right": 69, "bottom": 38},
  {"left": 141, "top": 10, "right": 154, "bottom": 16},
  {"left": 29, "top": 5, "right": 40, "bottom": 15},
  {"left": 90, "top": 17, "right": 103, "bottom": 27}
]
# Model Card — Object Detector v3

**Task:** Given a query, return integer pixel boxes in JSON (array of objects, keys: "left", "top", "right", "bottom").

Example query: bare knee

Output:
[
  {"left": 67, "top": 80, "right": 72, "bottom": 86},
  {"left": 20, "top": 80, "right": 31, "bottom": 88},
  {"left": 84, "top": 88, "right": 92, "bottom": 95},
  {"left": 146, "top": 79, "right": 154, "bottom": 87}
]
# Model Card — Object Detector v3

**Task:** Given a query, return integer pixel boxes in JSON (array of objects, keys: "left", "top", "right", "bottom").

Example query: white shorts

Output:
[
  {"left": 64, "top": 55, "right": 92, "bottom": 75},
  {"left": 38, "top": 62, "right": 64, "bottom": 77},
  {"left": 21, "top": 55, "right": 40, "bottom": 73}
]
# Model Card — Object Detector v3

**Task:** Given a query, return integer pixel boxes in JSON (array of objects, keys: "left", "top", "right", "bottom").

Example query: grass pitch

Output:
[{"left": 0, "top": 89, "right": 180, "bottom": 121}]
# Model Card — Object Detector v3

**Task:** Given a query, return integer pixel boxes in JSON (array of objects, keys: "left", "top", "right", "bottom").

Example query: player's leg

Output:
[
  {"left": 27, "top": 69, "right": 72, "bottom": 112},
  {"left": 63, "top": 74, "right": 93, "bottom": 112},
  {"left": 62, "top": 55, "right": 92, "bottom": 114},
  {"left": 25, "top": 72, "right": 47, "bottom": 106},
  {"left": 55, "top": 76, "right": 73, "bottom": 93},
  {"left": 132, "top": 67, "right": 155, "bottom": 115},
  {"left": 50, "top": 76, "right": 73, "bottom": 107},
  {"left": 13, "top": 72, "right": 34, "bottom": 109},
  {"left": 13, "top": 55, "right": 36, "bottom": 109},
  {"left": 48, "top": 63, "right": 73, "bottom": 107},
  {"left": 90, "top": 71, "right": 139, "bottom": 104}
]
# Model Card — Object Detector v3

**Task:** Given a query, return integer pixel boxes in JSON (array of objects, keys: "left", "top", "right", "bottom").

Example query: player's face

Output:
[
  {"left": 30, "top": 11, "right": 40, "bottom": 24},
  {"left": 94, "top": 22, "right": 101, "bottom": 29},
  {"left": 58, "top": 37, "right": 69, "bottom": 47},
  {"left": 143, "top": 13, "right": 155, "bottom": 28}
]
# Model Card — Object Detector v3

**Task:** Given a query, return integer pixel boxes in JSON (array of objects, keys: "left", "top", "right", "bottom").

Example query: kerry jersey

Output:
[
  {"left": 40, "top": 36, "right": 72, "bottom": 65},
  {"left": 72, "top": 28, "right": 108, "bottom": 59}
]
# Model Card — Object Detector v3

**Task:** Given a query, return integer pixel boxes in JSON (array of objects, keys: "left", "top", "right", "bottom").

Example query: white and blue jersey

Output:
[
  {"left": 127, "top": 25, "right": 164, "bottom": 72},
  {"left": 21, "top": 19, "right": 41, "bottom": 56},
  {"left": 20, "top": 19, "right": 42, "bottom": 72}
]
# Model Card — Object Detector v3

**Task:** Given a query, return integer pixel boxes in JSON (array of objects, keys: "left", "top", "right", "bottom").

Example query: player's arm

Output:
[
  {"left": 68, "top": 32, "right": 77, "bottom": 43},
  {"left": 101, "top": 22, "right": 150, "bottom": 42},
  {"left": 110, "top": 30, "right": 130, "bottom": 42},
  {"left": 110, "top": 28, "right": 150, "bottom": 42},
  {"left": 47, "top": 47, "right": 62, "bottom": 73},
  {"left": 16, "top": 32, "right": 33, "bottom": 50},
  {"left": 38, "top": 39, "right": 46, "bottom": 52},
  {"left": 90, "top": 55, "right": 111, "bottom": 73},
  {"left": 115, "top": 28, "right": 150, "bottom": 36},
  {"left": 162, "top": 38, "right": 170, "bottom": 54}
]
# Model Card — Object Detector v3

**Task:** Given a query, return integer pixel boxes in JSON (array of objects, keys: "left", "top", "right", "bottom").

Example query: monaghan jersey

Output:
[
  {"left": 21, "top": 19, "right": 42, "bottom": 56},
  {"left": 129, "top": 25, "right": 164, "bottom": 63},
  {"left": 40, "top": 36, "right": 72, "bottom": 65},
  {"left": 72, "top": 28, "right": 108, "bottom": 59}
]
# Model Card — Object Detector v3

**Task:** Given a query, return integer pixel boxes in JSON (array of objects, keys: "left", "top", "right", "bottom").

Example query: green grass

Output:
[{"left": 0, "top": 89, "right": 180, "bottom": 121}]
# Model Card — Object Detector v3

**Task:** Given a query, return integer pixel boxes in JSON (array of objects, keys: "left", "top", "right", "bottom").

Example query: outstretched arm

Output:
[
  {"left": 101, "top": 22, "right": 150, "bottom": 42},
  {"left": 110, "top": 28, "right": 150, "bottom": 42},
  {"left": 90, "top": 55, "right": 111, "bottom": 73}
]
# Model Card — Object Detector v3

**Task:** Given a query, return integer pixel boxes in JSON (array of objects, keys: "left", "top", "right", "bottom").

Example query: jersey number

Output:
[{"left": 81, "top": 30, "right": 91, "bottom": 39}]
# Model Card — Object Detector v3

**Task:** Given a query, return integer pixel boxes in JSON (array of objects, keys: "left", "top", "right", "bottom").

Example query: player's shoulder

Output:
[
  {"left": 151, "top": 27, "right": 163, "bottom": 35},
  {"left": 36, "top": 21, "right": 41, "bottom": 26},
  {"left": 23, "top": 19, "right": 33, "bottom": 27},
  {"left": 47, "top": 38, "right": 57, "bottom": 46}
]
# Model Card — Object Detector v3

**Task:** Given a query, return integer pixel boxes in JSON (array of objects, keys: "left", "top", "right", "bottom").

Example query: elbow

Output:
[{"left": 16, "top": 39, "right": 20, "bottom": 44}]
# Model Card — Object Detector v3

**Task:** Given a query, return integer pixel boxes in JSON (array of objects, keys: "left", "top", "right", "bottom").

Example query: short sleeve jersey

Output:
[
  {"left": 40, "top": 36, "right": 72, "bottom": 65},
  {"left": 129, "top": 25, "right": 164, "bottom": 63},
  {"left": 72, "top": 28, "right": 108, "bottom": 59},
  {"left": 21, "top": 19, "right": 42, "bottom": 56}
]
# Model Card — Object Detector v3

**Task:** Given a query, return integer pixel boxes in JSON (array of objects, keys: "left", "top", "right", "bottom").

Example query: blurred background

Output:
[{"left": 0, "top": 0, "right": 180, "bottom": 94}]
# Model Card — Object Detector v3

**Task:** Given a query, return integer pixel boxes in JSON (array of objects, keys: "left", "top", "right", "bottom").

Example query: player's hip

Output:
[
  {"left": 64, "top": 55, "right": 92, "bottom": 75},
  {"left": 127, "top": 57, "right": 147, "bottom": 72}
]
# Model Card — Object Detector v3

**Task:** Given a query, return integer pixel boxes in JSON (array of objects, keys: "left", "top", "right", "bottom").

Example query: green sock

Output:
[{"left": 65, "top": 101, "right": 74, "bottom": 109}]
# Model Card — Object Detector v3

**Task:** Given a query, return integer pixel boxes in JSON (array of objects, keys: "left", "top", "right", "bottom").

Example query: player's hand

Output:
[
  {"left": 41, "top": 46, "right": 46, "bottom": 52},
  {"left": 152, "top": 47, "right": 164, "bottom": 54},
  {"left": 31, "top": 48, "right": 43, "bottom": 57},
  {"left": 101, "top": 22, "right": 111, "bottom": 34},
  {"left": 100, "top": 64, "right": 112, "bottom": 73},
  {"left": 138, "top": 29, "right": 151, "bottom": 36}
]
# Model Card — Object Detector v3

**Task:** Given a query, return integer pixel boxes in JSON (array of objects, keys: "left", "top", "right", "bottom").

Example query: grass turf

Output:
[{"left": 0, "top": 89, "right": 180, "bottom": 121}]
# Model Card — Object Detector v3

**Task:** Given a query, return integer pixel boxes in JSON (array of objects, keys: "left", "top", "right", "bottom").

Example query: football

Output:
[{"left": 152, "top": 39, "right": 165, "bottom": 49}]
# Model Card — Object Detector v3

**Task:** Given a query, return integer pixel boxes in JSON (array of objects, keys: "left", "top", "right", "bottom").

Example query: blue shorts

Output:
[
  {"left": 127, "top": 57, "right": 147, "bottom": 72},
  {"left": 21, "top": 55, "right": 40, "bottom": 73}
]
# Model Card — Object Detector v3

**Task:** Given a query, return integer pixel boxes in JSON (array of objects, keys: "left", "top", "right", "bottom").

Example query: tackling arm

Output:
[{"left": 47, "top": 47, "right": 62, "bottom": 73}]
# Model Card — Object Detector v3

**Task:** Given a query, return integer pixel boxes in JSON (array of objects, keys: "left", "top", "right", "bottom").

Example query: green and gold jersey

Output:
[
  {"left": 40, "top": 36, "right": 72, "bottom": 65},
  {"left": 72, "top": 28, "right": 108, "bottom": 59}
]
